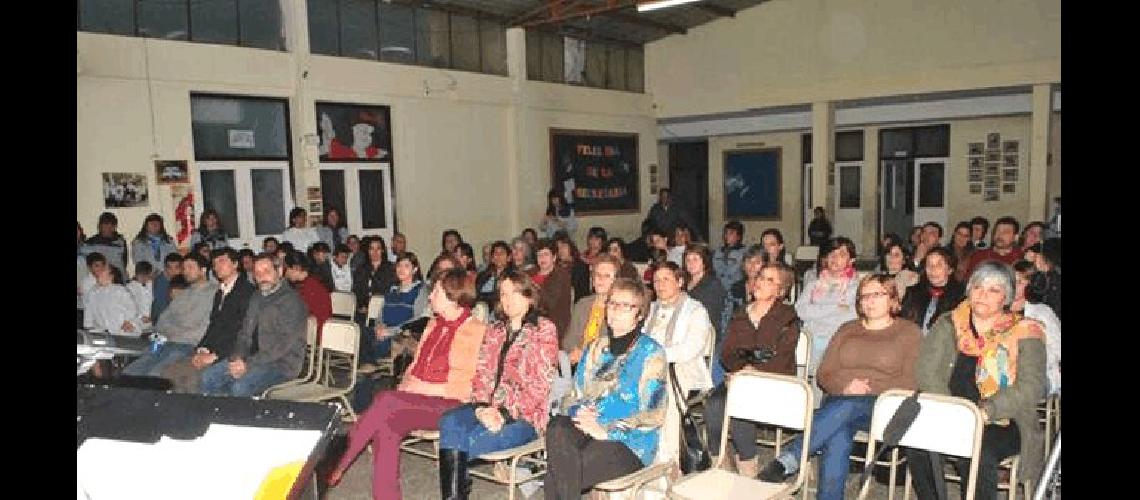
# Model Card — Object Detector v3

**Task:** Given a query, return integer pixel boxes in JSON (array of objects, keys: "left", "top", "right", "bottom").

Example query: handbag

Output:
[{"left": 669, "top": 363, "right": 711, "bottom": 474}]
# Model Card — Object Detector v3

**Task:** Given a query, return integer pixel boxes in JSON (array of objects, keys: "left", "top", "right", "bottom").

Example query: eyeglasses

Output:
[
  {"left": 859, "top": 291, "right": 890, "bottom": 301},
  {"left": 606, "top": 300, "right": 639, "bottom": 312}
]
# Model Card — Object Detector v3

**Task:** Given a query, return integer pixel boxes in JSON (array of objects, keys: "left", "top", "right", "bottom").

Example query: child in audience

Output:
[{"left": 126, "top": 261, "right": 155, "bottom": 327}]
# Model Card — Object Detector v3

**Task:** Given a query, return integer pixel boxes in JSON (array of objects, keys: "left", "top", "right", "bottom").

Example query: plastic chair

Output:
[
  {"left": 331, "top": 291, "right": 356, "bottom": 319},
  {"left": 262, "top": 316, "right": 321, "bottom": 394},
  {"left": 264, "top": 319, "right": 361, "bottom": 422}
]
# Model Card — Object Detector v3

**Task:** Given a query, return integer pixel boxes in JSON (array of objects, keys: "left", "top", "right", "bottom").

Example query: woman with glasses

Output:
[
  {"left": 759, "top": 274, "right": 921, "bottom": 500},
  {"left": 545, "top": 278, "right": 667, "bottom": 499}
]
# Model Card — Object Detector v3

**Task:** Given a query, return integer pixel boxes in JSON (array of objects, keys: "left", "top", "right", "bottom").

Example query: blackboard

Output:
[
  {"left": 723, "top": 148, "right": 781, "bottom": 220},
  {"left": 551, "top": 129, "right": 639, "bottom": 214}
]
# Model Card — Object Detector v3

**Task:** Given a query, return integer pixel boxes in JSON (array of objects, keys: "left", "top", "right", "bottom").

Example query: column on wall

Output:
[
  {"left": 811, "top": 101, "right": 834, "bottom": 220},
  {"left": 1029, "top": 84, "right": 1052, "bottom": 221},
  {"left": 860, "top": 126, "right": 880, "bottom": 256},
  {"left": 503, "top": 27, "right": 528, "bottom": 235},
  {"left": 285, "top": 0, "right": 318, "bottom": 212}
]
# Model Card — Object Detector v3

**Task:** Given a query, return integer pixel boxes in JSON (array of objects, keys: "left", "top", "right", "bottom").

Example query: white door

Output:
[
  {"left": 912, "top": 157, "right": 949, "bottom": 233},
  {"left": 802, "top": 163, "right": 813, "bottom": 245},
  {"left": 833, "top": 161, "right": 863, "bottom": 241},
  {"left": 196, "top": 161, "right": 293, "bottom": 250},
  {"left": 318, "top": 163, "right": 395, "bottom": 242}
]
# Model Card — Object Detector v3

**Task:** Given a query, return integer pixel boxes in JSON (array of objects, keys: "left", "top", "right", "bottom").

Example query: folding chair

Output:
[
  {"left": 470, "top": 439, "right": 548, "bottom": 500},
  {"left": 400, "top": 429, "right": 441, "bottom": 461},
  {"left": 361, "top": 296, "right": 394, "bottom": 377},
  {"left": 670, "top": 372, "right": 815, "bottom": 499},
  {"left": 758, "top": 330, "right": 812, "bottom": 456},
  {"left": 472, "top": 301, "right": 490, "bottom": 323},
  {"left": 856, "top": 390, "right": 985, "bottom": 500},
  {"left": 262, "top": 316, "right": 321, "bottom": 394},
  {"left": 330, "top": 291, "right": 356, "bottom": 319},
  {"left": 264, "top": 319, "right": 361, "bottom": 422}
]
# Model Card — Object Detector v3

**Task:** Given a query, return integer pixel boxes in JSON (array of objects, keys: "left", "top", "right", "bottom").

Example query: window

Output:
[
  {"left": 379, "top": 3, "right": 416, "bottom": 64},
  {"left": 139, "top": 0, "right": 188, "bottom": 40},
  {"left": 525, "top": 30, "right": 644, "bottom": 93},
  {"left": 835, "top": 131, "right": 864, "bottom": 161},
  {"left": 197, "top": 163, "right": 292, "bottom": 248},
  {"left": 78, "top": 0, "right": 135, "bottom": 35},
  {"left": 416, "top": 8, "right": 450, "bottom": 68},
  {"left": 238, "top": 0, "right": 284, "bottom": 50},
  {"left": 319, "top": 166, "right": 394, "bottom": 239},
  {"left": 626, "top": 46, "right": 644, "bottom": 92},
  {"left": 479, "top": 19, "right": 507, "bottom": 76},
  {"left": 341, "top": 0, "right": 379, "bottom": 59},
  {"left": 449, "top": 14, "right": 480, "bottom": 72},
  {"left": 917, "top": 163, "right": 945, "bottom": 208},
  {"left": 200, "top": 170, "right": 241, "bottom": 238},
  {"left": 606, "top": 46, "right": 626, "bottom": 91},
  {"left": 79, "top": 0, "right": 283, "bottom": 50},
  {"left": 191, "top": 94, "right": 290, "bottom": 161},
  {"left": 584, "top": 42, "right": 606, "bottom": 88},
  {"left": 191, "top": 0, "right": 238, "bottom": 45},
  {"left": 839, "top": 165, "right": 861, "bottom": 209}
]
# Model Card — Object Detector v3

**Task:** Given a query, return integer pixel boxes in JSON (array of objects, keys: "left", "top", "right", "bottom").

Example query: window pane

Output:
[
  {"left": 251, "top": 169, "right": 286, "bottom": 235},
  {"left": 320, "top": 170, "right": 348, "bottom": 228},
  {"left": 379, "top": 3, "right": 416, "bottom": 64},
  {"left": 915, "top": 125, "right": 950, "bottom": 157},
  {"left": 880, "top": 128, "right": 914, "bottom": 158},
  {"left": 584, "top": 42, "right": 606, "bottom": 88},
  {"left": 200, "top": 170, "right": 241, "bottom": 238},
  {"left": 191, "top": 0, "right": 238, "bottom": 45},
  {"left": 238, "top": 0, "right": 283, "bottom": 50},
  {"left": 191, "top": 95, "right": 290, "bottom": 160},
  {"left": 449, "top": 14, "right": 480, "bottom": 72},
  {"left": 359, "top": 170, "right": 387, "bottom": 229},
  {"left": 480, "top": 19, "right": 507, "bottom": 76},
  {"left": 416, "top": 8, "right": 450, "bottom": 68},
  {"left": 340, "top": 0, "right": 378, "bottom": 59},
  {"left": 79, "top": 0, "right": 135, "bottom": 35},
  {"left": 606, "top": 46, "right": 626, "bottom": 90},
  {"left": 918, "top": 163, "right": 945, "bottom": 208},
  {"left": 802, "top": 134, "right": 812, "bottom": 164},
  {"left": 541, "top": 35, "right": 564, "bottom": 84},
  {"left": 839, "top": 165, "right": 860, "bottom": 209},
  {"left": 526, "top": 30, "right": 542, "bottom": 80},
  {"left": 139, "top": 0, "right": 188, "bottom": 40},
  {"left": 836, "top": 131, "right": 864, "bottom": 161},
  {"left": 306, "top": 0, "right": 338, "bottom": 55},
  {"left": 626, "top": 46, "right": 644, "bottom": 92}
]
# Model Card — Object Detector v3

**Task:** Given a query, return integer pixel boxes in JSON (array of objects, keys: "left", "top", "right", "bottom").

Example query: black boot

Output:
[{"left": 439, "top": 449, "right": 470, "bottom": 500}]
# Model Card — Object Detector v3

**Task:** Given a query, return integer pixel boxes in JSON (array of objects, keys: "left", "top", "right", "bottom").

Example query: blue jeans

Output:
[
  {"left": 438, "top": 404, "right": 538, "bottom": 458},
  {"left": 199, "top": 361, "right": 291, "bottom": 397},
  {"left": 357, "top": 323, "right": 393, "bottom": 364},
  {"left": 778, "top": 395, "right": 876, "bottom": 500},
  {"left": 123, "top": 342, "right": 195, "bottom": 377},
  {"left": 711, "top": 350, "right": 727, "bottom": 386}
]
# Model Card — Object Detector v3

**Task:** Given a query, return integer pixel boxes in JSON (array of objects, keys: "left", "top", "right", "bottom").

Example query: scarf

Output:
[
  {"left": 950, "top": 301, "right": 1043, "bottom": 399},
  {"left": 582, "top": 298, "right": 606, "bottom": 350},
  {"left": 148, "top": 235, "right": 163, "bottom": 261},
  {"left": 810, "top": 265, "right": 856, "bottom": 303}
]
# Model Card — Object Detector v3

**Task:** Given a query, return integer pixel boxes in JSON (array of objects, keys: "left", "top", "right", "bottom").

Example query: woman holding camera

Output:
[{"left": 703, "top": 262, "right": 800, "bottom": 477}]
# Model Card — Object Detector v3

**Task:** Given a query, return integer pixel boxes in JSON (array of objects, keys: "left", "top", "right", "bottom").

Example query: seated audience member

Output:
[
  {"left": 84, "top": 263, "right": 144, "bottom": 334},
  {"left": 262, "top": 237, "right": 280, "bottom": 257},
  {"left": 364, "top": 253, "right": 424, "bottom": 364},
  {"left": 713, "top": 221, "right": 747, "bottom": 293},
  {"left": 238, "top": 248, "right": 256, "bottom": 284},
  {"left": 454, "top": 242, "right": 478, "bottom": 277},
  {"left": 346, "top": 234, "right": 366, "bottom": 271},
  {"left": 123, "top": 255, "right": 217, "bottom": 376},
  {"left": 190, "top": 208, "right": 231, "bottom": 250},
  {"left": 1012, "top": 261, "right": 1061, "bottom": 395},
  {"left": 308, "top": 241, "right": 337, "bottom": 292},
  {"left": 666, "top": 224, "right": 694, "bottom": 266},
  {"left": 282, "top": 250, "right": 332, "bottom": 334},
  {"left": 280, "top": 207, "right": 322, "bottom": 253},
  {"left": 476, "top": 241, "right": 511, "bottom": 311},
  {"left": 730, "top": 244, "right": 767, "bottom": 308},
  {"left": 906, "top": 225, "right": 923, "bottom": 256},
  {"left": 760, "top": 228, "right": 795, "bottom": 267},
  {"left": 191, "top": 242, "right": 215, "bottom": 280},
  {"left": 521, "top": 227, "right": 538, "bottom": 248},
  {"left": 325, "top": 270, "right": 487, "bottom": 499},
  {"left": 440, "top": 229, "right": 464, "bottom": 258},
  {"left": 531, "top": 239, "right": 573, "bottom": 343},
  {"left": 905, "top": 262, "right": 1048, "bottom": 500},
  {"left": 162, "top": 248, "right": 255, "bottom": 393},
  {"left": 540, "top": 189, "right": 578, "bottom": 239},
  {"left": 352, "top": 236, "right": 396, "bottom": 323},
  {"left": 795, "top": 237, "right": 860, "bottom": 371},
  {"left": 947, "top": 221, "right": 976, "bottom": 283},
  {"left": 126, "top": 261, "right": 155, "bottom": 326},
  {"left": 315, "top": 207, "right": 349, "bottom": 249},
  {"left": 388, "top": 232, "right": 408, "bottom": 262},
  {"left": 416, "top": 255, "right": 460, "bottom": 320},
  {"left": 683, "top": 244, "right": 729, "bottom": 384},
  {"left": 704, "top": 263, "right": 799, "bottom": 476},
  {"left": 900, "top": 246, "right": 965, "bottom": 336},
  {"left": 84, "top": 212, "right": 130, "bottom": 273},
  {"left": 436, "top": 272, "right": 558, "bottom": 499},
  {"left": 760, "top": 274, "right": 921, "bottom": 497},
  {"left": 330, "top": 244, "right": 355, "bottom": 293},
  {"left": 643, "top": 261, "right": 715, "bottom": 467},
  {"left": 1019, "top": 221, "right": 1045, "bottom": 251},
  {"left": 201, "top": 253, "right": 307, "bottom": 397},
  {"left": 546, "top": 278, "right": 667, "bottom": 499},
  {"left": 581, "top": 227, "right": 608, "bottom": 267},
  {"left": 1025, "top": 238, "right": 1062, "bottom": 319},
  {"left": 508, "top": 237, "right": 536, "bottom": 274},
  {"left": 554, "top": 235, "right": 591, "bottom": 301},
  {"left": 970, "top": 216, "right": 991, "bottom": 250},
  {"left": 877, "top": 239, "right": 919, "bottom": 295},
  {"left": 912, "top": 222, "right": 944, "bottom": 268},
  {"left": 150, "top": 253, "right": 184, "bottom": 322},
  {"left": 605, "top": 237, "right": 641, "bottom": 281},
  {"left": 565, "top": 254, "right": 620, "bottom": 365},
  {"left": 130, "top": 213, "right": 178, "bottom": 270},
  {"left": 964, "top": 216, "right": 1024, "bottom": 276}
]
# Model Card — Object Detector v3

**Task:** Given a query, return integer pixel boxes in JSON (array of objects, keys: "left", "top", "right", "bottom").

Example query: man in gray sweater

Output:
[
  {"left": 200, "top": 253, "right": 307, "bottom": 397},
  {"left": 123, "top": 254, "right": 217, "bottom": 377}
]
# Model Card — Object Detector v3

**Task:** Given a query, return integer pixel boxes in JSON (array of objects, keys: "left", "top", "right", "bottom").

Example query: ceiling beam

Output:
[
  {"left": 608, "top": 11, "right": 686, "bottom": 34},
  {"left": 519, "top": 0, "right": 637, "bottom": 29},
  {"left": 695, "top": 2, "right": 736, "bottom": 18}
]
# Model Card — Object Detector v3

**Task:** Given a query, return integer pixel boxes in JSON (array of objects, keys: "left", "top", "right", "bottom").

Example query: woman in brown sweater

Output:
[
  {"left": 759, "top": 274, "right": 921, "bottom": 500},
  {"left": 529, "top": 239, "right": 572, "bottom": 343},
  {"left": 703, "top": 262, "right": 800, "bottom": 476}
]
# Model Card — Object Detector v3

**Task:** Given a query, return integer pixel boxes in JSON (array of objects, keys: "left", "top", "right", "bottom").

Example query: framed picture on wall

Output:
[
  {"left": 1003, "top": 154, "right": 1018, "bottom": 168},
  {"left": 1003, "top": 183, "right": 1016, "bottom": 194},
  {"left": 103, "top": 173, "right": 149, "bottom": 208},
  {"left": 986, "top": 133, "right": 1001, "bottom": 151},
  {"left": 968, "top": 157, "right": 982, "bottom": 170},
  {"left": 984, "top": 190, "right": 1000, "bottom": 202},
  {"left": 155, "top": 160, "right": 189, "bottom": 185},
  {"left": 985, "top": 151, "right": 1001, "bottom": 163},
  {"left": 1003, "top": 140, "right": 1019, "bottom": 154},
  {"left": 550, "top": 129, "right": 640, "bottom": 214},
  {"left": 969, "top": 171, "right": 983, "bottom": 182},
  {"left": 969, "top": 183, "right": 982, "bottom": 194},
  {"left": 968, "top": 143, "right": 984, "bottom": 156},
  {"left": 723, "top": 148, "right": 781, "bottom": 220},
  {"left": 315, "top": 102, "right": 393, "bottom": 163},
  {"left": 1003, "top": 169, "right": 1018, "bottom": 182}
]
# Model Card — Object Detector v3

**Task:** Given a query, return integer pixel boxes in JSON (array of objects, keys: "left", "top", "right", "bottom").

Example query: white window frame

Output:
[
  {"left": 195, "top": 161, "right": 293, "bottom": 250},
  {"left": 318, "top": 162, "right": 395, "bottom": 242}
]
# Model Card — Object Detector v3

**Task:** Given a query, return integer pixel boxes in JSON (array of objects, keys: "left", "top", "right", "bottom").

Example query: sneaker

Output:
[{"left": 758, "top": 460, "right": 789, "bottom": 482}]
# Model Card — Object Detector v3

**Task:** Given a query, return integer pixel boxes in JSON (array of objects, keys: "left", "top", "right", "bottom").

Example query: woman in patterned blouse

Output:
[
  {"left": 545, "top": 278, "right": 668, "bottom": 499},
  {"left": 435, "top": 271, "right": 559, "bottom": 499}
]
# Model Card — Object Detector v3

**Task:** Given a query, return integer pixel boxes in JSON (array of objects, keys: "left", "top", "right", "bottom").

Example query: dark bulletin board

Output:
[
  {"left": 723, "top": 148, "right": 781, "bottom": 220},
  {"left": 550, "top": 129, "right": 639, "bottom": 214}
]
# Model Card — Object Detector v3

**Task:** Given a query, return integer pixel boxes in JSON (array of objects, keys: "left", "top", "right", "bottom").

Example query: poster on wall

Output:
[
  {"left": 315, "top": 102, "right": 393, "bottom": 163},
  {"left": 723, "top": 148, "right": 781, "bottom": 220},
  {"left": 550, "top": 129, "right": 639, "bottom": 214},
  {"left": 103, "top": 173, "right": 149, "bottom": 208}
]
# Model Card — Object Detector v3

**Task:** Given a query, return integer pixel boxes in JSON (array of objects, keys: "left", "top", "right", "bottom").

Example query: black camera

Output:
[{"left": 739, "top": 347, "right": 777, "bottom": 366}]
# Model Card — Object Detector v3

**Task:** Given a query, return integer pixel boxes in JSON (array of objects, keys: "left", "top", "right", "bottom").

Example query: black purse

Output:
[{"left": 669, "top": 363, "right": 711, "bottom": 474}]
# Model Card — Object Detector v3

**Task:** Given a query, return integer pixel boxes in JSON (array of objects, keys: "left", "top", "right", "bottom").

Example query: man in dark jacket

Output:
[
  {"left": 643, "top": 188, "right": 702, "bottom": 242},
  {"left": 201, "top": 253, "right": 307, "bottom": 397},
  {"left": 807, "top": 207, "right": 833, "bottom": 247},
  {"left": 83, "top": 212, "right": 130, "bottom": 273}
]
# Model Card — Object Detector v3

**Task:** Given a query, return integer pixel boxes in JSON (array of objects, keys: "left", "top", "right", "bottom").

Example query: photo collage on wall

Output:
[{"left": 967, "top": 133, "right": 1018, "bottom": 202}]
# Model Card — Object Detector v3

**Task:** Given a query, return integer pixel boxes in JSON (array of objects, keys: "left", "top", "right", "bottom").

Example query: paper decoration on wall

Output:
[
  {"left": 172, "top": 185, "right": 195, "bottom": 251},
  {"left": 228, "top": 130, "right": 256, "bottom": 149},
  {"left": 103, "top": 172, "right": 149, "bottom": 208}
]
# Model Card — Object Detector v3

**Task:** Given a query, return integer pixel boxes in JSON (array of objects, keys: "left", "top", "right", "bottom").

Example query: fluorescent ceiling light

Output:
[{"left": 637, "top": 0, "right": 702, "bottom": 12}]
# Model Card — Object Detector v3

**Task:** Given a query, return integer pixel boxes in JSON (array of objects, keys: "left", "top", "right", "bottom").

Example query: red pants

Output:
[{"left": 335, "top": 390, "right": 460, "bottom": 499}]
